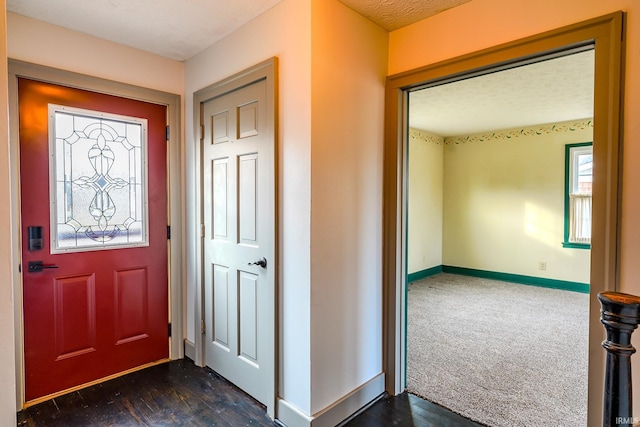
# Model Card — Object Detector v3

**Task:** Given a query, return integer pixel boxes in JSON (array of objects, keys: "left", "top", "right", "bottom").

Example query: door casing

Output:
[
  {"left": 193, "top": 58, "right": 278, "bottom": 419},
  {"left": 8, "top": 59, "right": 183, "bottom": 409},
  {"left": 383, "top": 12, "right": 624, "bottom": 427}
]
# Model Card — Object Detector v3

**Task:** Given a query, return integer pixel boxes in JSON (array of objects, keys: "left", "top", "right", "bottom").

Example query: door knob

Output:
[{"left": 248, "top": 257, "right": 267, "bottom": 268}]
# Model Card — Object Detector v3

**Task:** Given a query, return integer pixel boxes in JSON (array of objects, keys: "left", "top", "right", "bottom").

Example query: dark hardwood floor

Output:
[
  {"left": 344, "top": 393, "right": 485, "bottom": 427},
  {"left": 17, "top": 359, "right": 483, "bottom": 426},
  {"left": 17, "top": 360, "right": 275, "bottom": 427}
]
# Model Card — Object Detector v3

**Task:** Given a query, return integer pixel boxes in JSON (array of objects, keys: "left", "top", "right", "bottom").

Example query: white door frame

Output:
[
  {"left": 383, "top": 12, "right": 623, "bottom": 427},
  {"left": 8, "top": 59, "right": 184, "bottom": 409},
  {"left": 192, "top": 58, "right": 278, "bottom": 418}
]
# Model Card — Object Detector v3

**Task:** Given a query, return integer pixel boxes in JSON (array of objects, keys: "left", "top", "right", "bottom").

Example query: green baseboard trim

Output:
[
  {"left": 408, "top": 265, "right": 443, "bottom": 283},
  {"left": 442, "top": 265, "right": 590, "bottom": 294}
]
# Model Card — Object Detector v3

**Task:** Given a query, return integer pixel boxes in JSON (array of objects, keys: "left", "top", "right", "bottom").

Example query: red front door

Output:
[{"left": 19, "top": 78, "right": 169, "bottom": 402}]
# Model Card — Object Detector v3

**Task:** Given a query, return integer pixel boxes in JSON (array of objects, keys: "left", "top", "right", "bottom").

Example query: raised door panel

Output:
[
  {"left": 238, "top": 101, "right": 259, "bottom": 139},
  {"left": 114, "top": 267, "right": 149, "bottom": 345},
  {"left": 238, "top": 154, "right": 258, "bottom": 246},
  {"left": 54, "top": 274, "right": 96, "bottom": 360},
  {"left": 238, "top": 271, "right": 258, "bottom": 366},
  {"left": 212, "top": 159, "right": 229, "bottom": 241},
  {"left": 212, "top": 111, "right": 230, "bottom": 144},
  {"left": 213, "top": 264, "right": 231, "bottom": 351}
]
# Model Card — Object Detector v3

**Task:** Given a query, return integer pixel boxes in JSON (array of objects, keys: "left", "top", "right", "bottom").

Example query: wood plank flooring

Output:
[
  {"left": 17, "top": 359, "right": 275, "bottom": 427},
  {"left": 344, "top": 393, "right": 485, "bottom": 427},
  {"left": 17, "top": 359, "right": 483, "bottom": 426}
]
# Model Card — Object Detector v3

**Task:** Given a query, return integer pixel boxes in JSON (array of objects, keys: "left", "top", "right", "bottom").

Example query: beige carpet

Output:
[{"left": 407, "top": 273, "right": 589, "bottom": 427}]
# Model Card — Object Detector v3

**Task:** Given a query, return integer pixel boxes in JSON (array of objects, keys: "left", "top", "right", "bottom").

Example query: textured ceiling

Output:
[
  {"left": 338, "top": 0, "right": 473, "bottom": 30},
  {"left": 409, "top": 49, "right": 595, "bottom": 136}
]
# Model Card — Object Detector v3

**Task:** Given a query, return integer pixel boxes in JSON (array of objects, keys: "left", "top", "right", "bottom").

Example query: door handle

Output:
[
  {"left": 28, "top": 261, "right": 59, "bottom": 273},
  {"left": 248, "top": 257, "right": 267, "bottom": 269}
]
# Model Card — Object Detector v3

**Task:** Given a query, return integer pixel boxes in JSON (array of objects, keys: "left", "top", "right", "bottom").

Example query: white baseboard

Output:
[
  {"left": 184, "top": 339, "right": 196, "bottom": 361},
  {"left": 277, "top": 398, "right": 314, "bottom": 427},
  {"left": 312, "top": 373, "right": 385, "bottom": 427},
  {"left": 276, "top": 373, "right": 385, "bottom": 427}
]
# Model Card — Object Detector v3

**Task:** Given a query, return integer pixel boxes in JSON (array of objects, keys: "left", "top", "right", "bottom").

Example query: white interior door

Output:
[{"left": 202, "top": 77, "right": 275, "bottom": 408}]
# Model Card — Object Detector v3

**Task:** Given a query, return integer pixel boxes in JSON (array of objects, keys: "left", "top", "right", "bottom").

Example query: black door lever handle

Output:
[
  {"left": 248, "top": 257, "right": 267, "bottom": 268},
  {"left": 28, "top": 261, "right": 59, "bottom": 273}
]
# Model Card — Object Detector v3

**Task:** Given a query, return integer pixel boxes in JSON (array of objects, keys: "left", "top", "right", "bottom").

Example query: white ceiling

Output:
[
  {"left": 410, "top": 49, "right": 595, "bottom": 136},
  {"left": 6, "top": 0, "right": 284, "bottom": 61},
  {"left": 6, "top": 0, "right": 594, "bottom": 135}
]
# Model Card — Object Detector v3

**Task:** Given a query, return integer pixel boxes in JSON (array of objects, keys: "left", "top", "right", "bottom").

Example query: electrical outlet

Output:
[{"left": 539, "top": 262, "right": 547, "bottom": 271}]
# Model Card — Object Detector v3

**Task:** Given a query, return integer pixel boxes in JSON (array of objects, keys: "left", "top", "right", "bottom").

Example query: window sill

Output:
[{"left": 562, "top": 242, "right": 591, "bottom": 250}]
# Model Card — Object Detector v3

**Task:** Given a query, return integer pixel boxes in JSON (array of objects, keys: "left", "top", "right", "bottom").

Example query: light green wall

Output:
[
  {"left": 442, "top": 120, "right": 592, "bottom": 283},
  {"left": 408, "top": 129, "right": 443, "bottom": 274},
  {"left": 409, "top": 120, "right": 593, "bottom": 283}
]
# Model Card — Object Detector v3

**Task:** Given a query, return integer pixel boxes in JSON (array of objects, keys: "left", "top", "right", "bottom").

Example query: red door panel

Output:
[{"left": 19, "top": 78, "right": 168, "bottom": 401}]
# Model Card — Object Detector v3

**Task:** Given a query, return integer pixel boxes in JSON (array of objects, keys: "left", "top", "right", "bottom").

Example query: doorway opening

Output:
[
  {"left": 405, "top": 48, "right": 594, "bottom": 426},
  {"left": 383, "top": 12, "right": 623, "bottom": 427}
]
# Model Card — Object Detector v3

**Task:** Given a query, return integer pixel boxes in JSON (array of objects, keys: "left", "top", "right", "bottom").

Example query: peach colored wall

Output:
[
  {"left": 0, "top": 3, "right": 17, "bottom": 426},
  {"left": 310, "top": 0, "right": 387, "bottom": 415},
  {"left": 390, "top": 0, "right": 640, "bottom": 421}
]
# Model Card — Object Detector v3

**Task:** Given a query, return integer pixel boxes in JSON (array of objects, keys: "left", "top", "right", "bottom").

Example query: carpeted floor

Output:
[{"left": 407, "top": 273, "right": 589, "bottom": 427}]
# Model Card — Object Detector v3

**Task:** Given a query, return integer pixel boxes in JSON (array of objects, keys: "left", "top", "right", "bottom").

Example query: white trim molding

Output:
[{"left": 276, "top": 373, "right": 385, "bottom": 427}]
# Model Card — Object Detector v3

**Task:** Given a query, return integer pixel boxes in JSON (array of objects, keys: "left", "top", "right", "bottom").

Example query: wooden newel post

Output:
[{"left": 598, "top": 291, "right": 640, "bottom": 427}]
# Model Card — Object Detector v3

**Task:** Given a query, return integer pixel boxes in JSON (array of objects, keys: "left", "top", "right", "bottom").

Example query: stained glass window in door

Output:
[{"left": 50, "top": 105, "right": 148, "bottom": 252}]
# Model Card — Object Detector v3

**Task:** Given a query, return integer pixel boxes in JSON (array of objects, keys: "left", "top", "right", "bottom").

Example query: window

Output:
[
  {"left": 49, "top": 104, "right": 149, "bottom": 253},
  {"left": 563, "top": 142, "right": 592, "bottom": 249}
]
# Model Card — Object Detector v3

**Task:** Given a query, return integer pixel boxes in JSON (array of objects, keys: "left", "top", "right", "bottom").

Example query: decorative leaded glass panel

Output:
[{"left": 49, "top": 105, "right": 148, "bottom": 252}]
